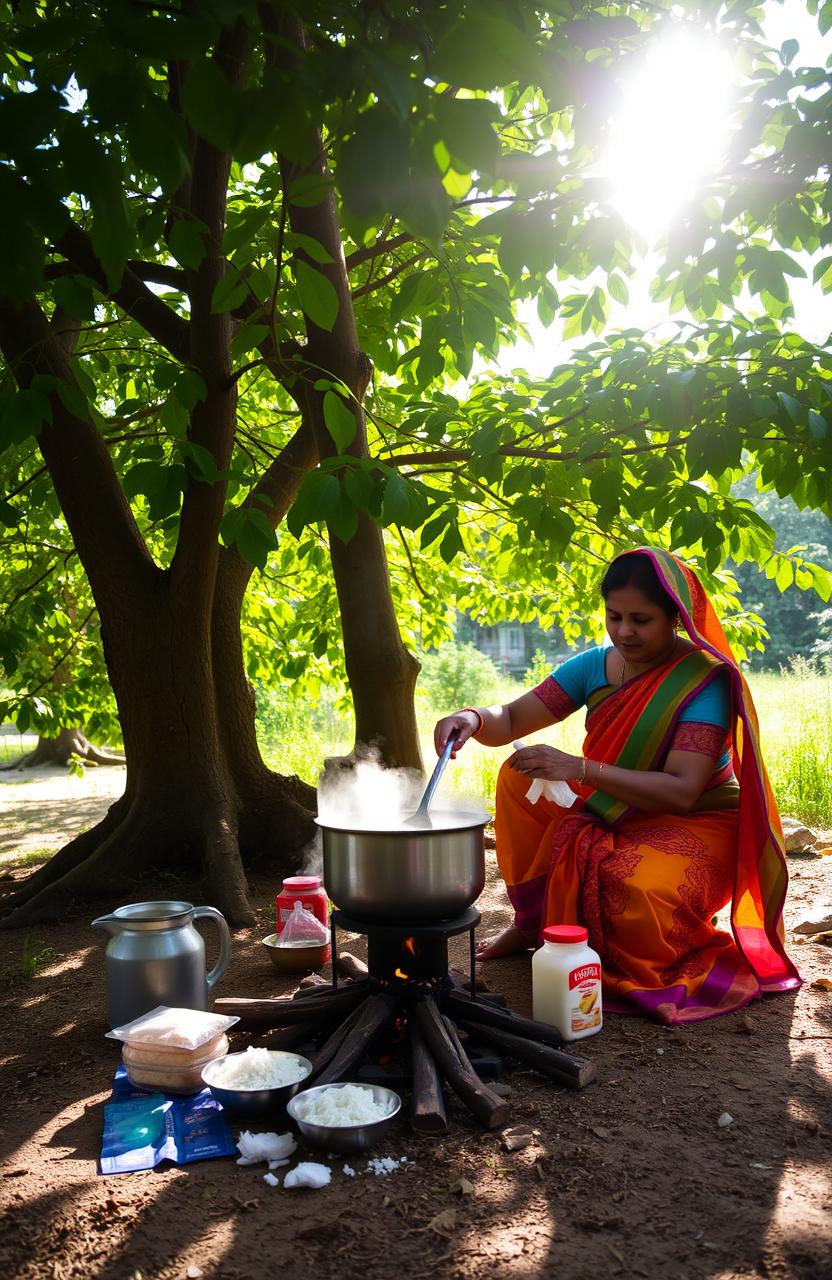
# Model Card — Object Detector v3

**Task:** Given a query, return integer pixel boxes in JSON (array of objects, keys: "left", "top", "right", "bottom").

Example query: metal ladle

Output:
[{"left": 406, "top": 729, "right": 460, "bottom": 828}]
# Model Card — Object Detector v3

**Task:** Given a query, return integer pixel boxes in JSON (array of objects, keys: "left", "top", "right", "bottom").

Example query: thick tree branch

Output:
[
  {"left": 0, "top": 297, "right": 158, "bottom": 598},
  {"left": 172, "top": 21, "right": 247, "bottom": 587},
  {"left": 380, "top": 434, "right": 691, "bottom": 468},
  {"left": 55, "top": 223, "right": 191, "bottom": 362},
  {"left": 344, "top": 231, "right": 414, "bottom": 272},
  {"left": 352, "top": 252, "right": 425, "bottom": 300}
]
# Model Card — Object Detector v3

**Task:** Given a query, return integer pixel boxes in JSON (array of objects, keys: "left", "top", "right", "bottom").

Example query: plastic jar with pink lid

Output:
[
  {"left": 532, "top": 924, "right": 602, "bottom": 1041},
  {"left": 276, "top": 876, "right": 330, "bottom": 959}
]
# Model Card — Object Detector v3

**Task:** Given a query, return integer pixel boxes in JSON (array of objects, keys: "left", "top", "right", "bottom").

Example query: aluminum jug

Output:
[{"left": 92, "top": 900, "right": 231, "bottom": 1028}]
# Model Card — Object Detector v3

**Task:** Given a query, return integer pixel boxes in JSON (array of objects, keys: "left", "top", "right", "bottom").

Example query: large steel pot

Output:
[{"left": 317, "top": 812, "right": 488, "bottom": 923}]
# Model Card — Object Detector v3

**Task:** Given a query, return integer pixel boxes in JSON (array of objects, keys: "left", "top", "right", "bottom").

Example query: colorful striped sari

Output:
[{"left": 494, "top": 548, "right": 800, "bottom": 1024}]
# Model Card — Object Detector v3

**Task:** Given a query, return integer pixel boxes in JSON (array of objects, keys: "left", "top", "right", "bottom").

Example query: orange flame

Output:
[
  {"left": 404, "top": 937, "right": 416, "bottom": 955},
  {"left": 394, "top": 967, "right": 409, "bottom": 980}
]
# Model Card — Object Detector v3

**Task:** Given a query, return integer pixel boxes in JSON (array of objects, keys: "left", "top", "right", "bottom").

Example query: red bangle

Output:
[{"left": 462, "top": 706, "right": 484, "bottom": 734}]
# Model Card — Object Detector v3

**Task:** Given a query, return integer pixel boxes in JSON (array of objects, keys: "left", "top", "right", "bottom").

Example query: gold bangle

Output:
[
  {"left": 462, "top": 706, "right": 484, "bottom": 734},
  {"left": 578, "top": 757, "right": 587, "bottom": 784}
]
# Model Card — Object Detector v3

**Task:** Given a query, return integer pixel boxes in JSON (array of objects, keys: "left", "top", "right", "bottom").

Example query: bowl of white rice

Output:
[
  {"left": 287, "top": 1081, "right": 401, "bottom": 1154},
  {"left": 201, "top": 1047, "right": 313, "bottom": 1117}
]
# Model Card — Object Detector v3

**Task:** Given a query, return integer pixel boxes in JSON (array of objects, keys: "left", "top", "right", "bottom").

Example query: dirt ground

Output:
[{"left": 1, "top": 767, "right": 831, "bottom": 1280}]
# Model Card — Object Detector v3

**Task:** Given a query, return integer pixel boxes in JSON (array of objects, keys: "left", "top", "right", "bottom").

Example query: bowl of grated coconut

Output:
[
  {"left": 201, "top": 1047, "right": 313, "bottom": 1118},
  {"left": 287, "top": 1081, "right": 401, "bottom": 1154}
]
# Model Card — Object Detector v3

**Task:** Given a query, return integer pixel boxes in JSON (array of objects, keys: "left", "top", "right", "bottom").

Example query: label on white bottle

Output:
[{"left": 569, "top": 962, "right": 602, "bottom": 1033}]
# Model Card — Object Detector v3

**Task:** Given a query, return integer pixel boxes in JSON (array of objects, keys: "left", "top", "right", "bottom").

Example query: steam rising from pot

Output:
[{"left": 316, "top": 754, "right": 489, "bottom": 833}]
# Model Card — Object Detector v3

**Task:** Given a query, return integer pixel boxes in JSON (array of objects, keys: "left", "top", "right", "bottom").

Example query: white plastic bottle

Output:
[{"left": 532, "top": 924, "right": 603, "bottom": 1040}]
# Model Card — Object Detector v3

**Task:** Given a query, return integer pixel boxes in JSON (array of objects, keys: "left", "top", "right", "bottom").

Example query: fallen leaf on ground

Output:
[
  {"left": 428, "top": 1209, "right": 457, "bottom": 1236},
  {"left": 591, "top": 1126, "right": 610, "bottom": 1139},
  {"left": 730, "top": 1076, "right": 755, "bottom": 1091},
  {"left": 811, "top": 977, "right": 832, "bottom": 991},
  {"left": 794, "top": 911, "right": 832, "bottom": 935},
  {"left": 449, "top": 1177, "right": 474, "bottom": 1195}
]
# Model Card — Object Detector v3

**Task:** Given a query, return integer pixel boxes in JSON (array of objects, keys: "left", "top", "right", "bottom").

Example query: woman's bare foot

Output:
[{"left": 475, "top": 925, "right": 537, "bottom": 960}]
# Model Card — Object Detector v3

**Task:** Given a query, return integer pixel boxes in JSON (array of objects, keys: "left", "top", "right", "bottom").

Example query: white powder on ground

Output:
[
  {"left": 263, "top": 1172, "right": 280, "bottom": 1187},
  {"left": 284, "top": 1162, "right": 332, "bottom": 1189},
  {"left": 296, "top": 1084, "right": 391, "bottom": 1127},
  {"left": 235, "top": 1131, "right": 296, "bottom": 1166},
  {"left": 365, "top": 1156, "right": 411, "bottom": 1177},
  {"left": 213, "top": 1047, "right": 310, "bottom": 1090}
]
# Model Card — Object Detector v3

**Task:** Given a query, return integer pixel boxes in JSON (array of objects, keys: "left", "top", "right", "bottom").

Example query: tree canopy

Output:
[{"left": 0, "top": 0, "right": 830, "bottom": 921}]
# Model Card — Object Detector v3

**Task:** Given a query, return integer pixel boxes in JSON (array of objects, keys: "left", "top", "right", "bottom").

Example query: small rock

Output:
[
  {"left": 501, "top": 1125, "right": 534, "bottom": 1152},
  {"left": 782, "top": 817, "right": 817, "bottom": 853},
  {"left": 736, "top": 1014, "right": 755, "bottom": 1035},
  {"left": 717, "top": 1112, "right": 734, "bottom": 1127},
  {"left": 186, "top": 1268, "right": 203, "bottom": 1279}
]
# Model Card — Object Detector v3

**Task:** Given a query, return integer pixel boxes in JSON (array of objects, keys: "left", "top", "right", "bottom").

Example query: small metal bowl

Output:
[
  {"left": 201, "top": 1050, "right": 313, "bottom": 1118},
  {"left": 262, "top": 933, "right": 330, "bottom": 974},
  {"left": 287, "top": 1082, "right": 401, "bottom": 1155}
]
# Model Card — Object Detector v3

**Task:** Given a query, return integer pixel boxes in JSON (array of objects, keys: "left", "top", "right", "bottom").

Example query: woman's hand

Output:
[
  {"left": 434, "top": 710, "right": 480, "bottom": 757},
  {"left": 508, "top": 744, "right": 583, "bottom": 782}
]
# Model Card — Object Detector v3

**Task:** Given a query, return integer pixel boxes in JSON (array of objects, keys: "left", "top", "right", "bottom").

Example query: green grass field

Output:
[{"left": 258, "top": 666, "right": 832, "bottom": 829}]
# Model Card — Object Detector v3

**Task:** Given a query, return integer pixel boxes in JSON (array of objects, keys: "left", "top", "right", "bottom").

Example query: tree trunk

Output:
[
  {"left": 0, "top": 571, "right": 317, "bottom": 930},
  {"left": 0, "top": 728, "right": 126, "bottom": 770}
]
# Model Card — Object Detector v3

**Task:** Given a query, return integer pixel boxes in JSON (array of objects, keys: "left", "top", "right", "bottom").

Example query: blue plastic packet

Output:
[{"left": 100, "top": 1066, "right": 236, "bottom": 1174}]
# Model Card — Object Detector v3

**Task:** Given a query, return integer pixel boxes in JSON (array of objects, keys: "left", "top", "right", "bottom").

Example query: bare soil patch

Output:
[{"left": 1, "top": 771, "right": 831, "bottom": 1280}]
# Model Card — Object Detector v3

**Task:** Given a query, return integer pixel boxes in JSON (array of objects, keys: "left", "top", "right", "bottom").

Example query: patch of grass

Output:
[
  {"left": 19, "top": 934, "right": 60, "bottom": 979},
  {"left": 2, "top": 848, "right": 55, "bottom": 871},
  {"left": 748, "top": 666, "right": 832, "bottom": 828}
]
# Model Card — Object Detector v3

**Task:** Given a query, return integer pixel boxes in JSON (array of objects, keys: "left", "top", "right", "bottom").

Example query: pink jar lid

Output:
[
  {"left": 543, "top": 924, "right": 588, "bottom": 945},
  {"left": 281, "top": 876, "right": 322, "bottom": 891}
]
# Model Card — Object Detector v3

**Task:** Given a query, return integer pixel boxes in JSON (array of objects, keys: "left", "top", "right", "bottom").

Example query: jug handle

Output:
[{"left": 193, "top": 906, "right": 232, "bottom": 990}]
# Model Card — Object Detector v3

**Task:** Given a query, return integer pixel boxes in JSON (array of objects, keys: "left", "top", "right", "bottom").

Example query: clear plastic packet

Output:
[
  {"left": 105, "top": 1005, "right": 239, "bottom": 1051},
  {"left": 279, "top": 899, "right": 329, "bottom": 946}
]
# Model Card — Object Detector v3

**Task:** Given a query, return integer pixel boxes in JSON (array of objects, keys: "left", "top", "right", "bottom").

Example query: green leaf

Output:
[
  {"left": 381, "top": 474, "right": 427, "bottom": 528},
  {"left": 287, "top": 174, "right": 333, "bottom": 207},
  {"left": 295, "top": 260, "right": 339, "bottom": 332},
  {"left": 231, "top": 323, "right": 269, "bottom": 360},
  {"left": 126, "top": 97, "right": 189, "bottom": 192},
  {"left": 607, "top": 272, "right": 629, "bottom": 305},
  {"left": 780, "top": 38, "right": 799, "bottom": 65},
  {"left": 323, "top": 390, "right": 356, "bottom": 451},
  {"left": 235, "top": 509, "right": 277, "bottom": 570},
  {"left": 327, "top": 492, "right": 359, "bottom": 544},
  {"left": 287, "top": 469, "right": 341, "bottom": 537},
  {"left": 0, "top": 499, "right": 22, "bottom": 527},
  {"left": 169, "top": 219, "right": 207, "bottom": 270},
  {"left": 181, "top": 59, "right": 239, "bottom": 151},
  {"left": 285, "top": 232, "right": 333, "bottom": 265},
  {"left": 52, "top": 276, "right": 96, "bottom": 321},
  {"left": 210, "top": 271, "right": 248, "bottom": 314},
  {"left": 53, "top": 380, "right": 88, "bottom": 421},
  {"left": 432, "top": 15, "right": 538, "bottom": 89},
  {"left": 173, "top": 370, "right": 208, "bottom": 411},
  {"left": 776, "top": 390, "right": 802, "bottom": 423},
  {"left": 439, "top": 523, "right": 465, "bottom": 563},
  {"left": 432, "top": 97, "right": 500, "bottom": 173}
]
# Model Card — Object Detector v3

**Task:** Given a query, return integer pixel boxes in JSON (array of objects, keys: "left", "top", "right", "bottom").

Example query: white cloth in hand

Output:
[{"left": 512, "top": 741, "right": 579, "bottom": 809}]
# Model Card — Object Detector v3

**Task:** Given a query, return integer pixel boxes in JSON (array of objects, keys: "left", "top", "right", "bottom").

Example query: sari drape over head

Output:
[{"left": 495, "top": 547, "right": 800, "bottom": 1023}]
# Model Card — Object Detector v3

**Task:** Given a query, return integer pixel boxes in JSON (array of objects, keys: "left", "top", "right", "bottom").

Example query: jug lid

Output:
[{"left": 112, "top": 900, "right": 194, "bottom": 929}]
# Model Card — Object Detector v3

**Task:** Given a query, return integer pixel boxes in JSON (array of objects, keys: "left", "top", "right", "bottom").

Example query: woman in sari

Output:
[{"left": 434, "top": 548, "right": 800, "bottom": 1024}]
